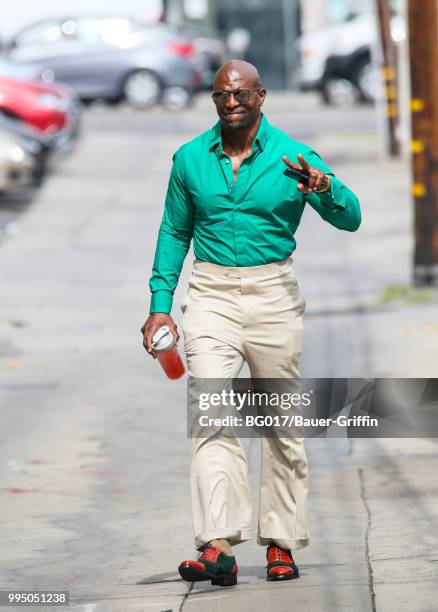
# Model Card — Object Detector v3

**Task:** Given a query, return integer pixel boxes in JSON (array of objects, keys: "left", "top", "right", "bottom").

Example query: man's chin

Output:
[{"left": 221, "top": 116, "right": 249, "bottom": 129}]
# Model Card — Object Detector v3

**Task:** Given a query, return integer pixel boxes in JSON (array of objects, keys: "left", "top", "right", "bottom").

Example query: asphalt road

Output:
[{"left": 1, "top": 93, "right": 437, "bottom": 612}]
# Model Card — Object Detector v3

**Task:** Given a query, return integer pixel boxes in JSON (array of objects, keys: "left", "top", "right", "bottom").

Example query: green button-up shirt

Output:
[{"left": 149, "top": 113, "right": 361, "bottom": 314}]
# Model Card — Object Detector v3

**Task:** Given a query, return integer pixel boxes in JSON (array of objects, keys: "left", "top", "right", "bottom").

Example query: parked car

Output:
[
  {"left": 0, "top": 73, "right": 80, "bottom": 151},
  {"left": 6, "top": 16, "right": 206, "bottom": 109},
  {"left": 0, "top": 115, "right": 51, "bottom": 186},
  {"left": 297, "top": 11, "right": 376, "bottom": 104},
  {"left": 0, "top": 130, "right": 33, "bottom": 194},
  {"left": 0, "top": 53, "right": 41, "bottom": 81},
  {"left": 321, "top": 46, "right": 378, "bottom": 105},
  {"left": 297, "top": 9, "right": 405, "bottom": 106}
]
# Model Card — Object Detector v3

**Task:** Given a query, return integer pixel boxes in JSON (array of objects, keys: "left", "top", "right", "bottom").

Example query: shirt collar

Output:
[{"left": 209, "top": 113, "right": 270, "bottom": 153}]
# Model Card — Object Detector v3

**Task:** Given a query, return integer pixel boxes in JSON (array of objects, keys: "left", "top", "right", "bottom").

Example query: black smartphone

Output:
[{"left": 285, "top": 168, "right": 310, "bottom": 185}]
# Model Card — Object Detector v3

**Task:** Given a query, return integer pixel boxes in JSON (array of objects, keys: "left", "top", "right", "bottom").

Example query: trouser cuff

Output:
[
  {"left": 257, "top": 534, "right": 310, "bottom": 550},
  {"left": 195, "top": 528, "right": 252, "bottom": 551}
]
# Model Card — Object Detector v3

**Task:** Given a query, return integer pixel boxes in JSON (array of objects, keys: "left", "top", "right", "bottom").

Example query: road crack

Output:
[
  {"left": 178, "top": 582, "right": 194, "bottom": 611},
  {"left": 359, "top": 468, "right": 377, "bottom": 612}
]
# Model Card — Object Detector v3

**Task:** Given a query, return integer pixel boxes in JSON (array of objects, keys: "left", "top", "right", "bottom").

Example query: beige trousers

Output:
[{"left": 180, "top": 257, "right": 309, "bottom": 551}]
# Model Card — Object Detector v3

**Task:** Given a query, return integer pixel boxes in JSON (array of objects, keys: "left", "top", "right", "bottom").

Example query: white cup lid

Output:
[{"left": 152, "top": 325, "right": 174, "bottom": 352}]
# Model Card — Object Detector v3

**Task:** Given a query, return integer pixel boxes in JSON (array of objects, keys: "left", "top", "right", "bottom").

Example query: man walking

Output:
[{"left": 141, "top": 60, "right": 361, "bottom": 586}]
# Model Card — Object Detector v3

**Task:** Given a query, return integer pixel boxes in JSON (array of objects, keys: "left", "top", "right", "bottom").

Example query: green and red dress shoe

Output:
[
  {"left": 178, "top": 544, "right": 238, "bottom": 587},
  {"left": 266, "top": 544, "right": 299, "bottom": 581}
]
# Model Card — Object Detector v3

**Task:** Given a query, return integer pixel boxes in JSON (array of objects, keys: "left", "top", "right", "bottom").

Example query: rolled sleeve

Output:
[{"left": 303, "top": 149, "right": 362, "bottom": 232}]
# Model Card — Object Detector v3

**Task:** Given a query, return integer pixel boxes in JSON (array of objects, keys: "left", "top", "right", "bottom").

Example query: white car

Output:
[
  {"left": 297, "top": 10, "right": 405, "bottom": 105},
  {"left": 298, "top": 12, "right": 375, "bottom": 86},
  {"left": 0, "top": 132, "right": 33, "bottom": 194}
]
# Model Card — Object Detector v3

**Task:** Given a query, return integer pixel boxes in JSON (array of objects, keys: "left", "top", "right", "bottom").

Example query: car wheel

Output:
[
  {"left": 161, "top": 87, "right": 193, "bottom": 111},
  {"left": 123, "top": 70, "right": 162, "bottom": 109},
  {"left": 321, "top": 77, "right": 360, "bottom": 106}
]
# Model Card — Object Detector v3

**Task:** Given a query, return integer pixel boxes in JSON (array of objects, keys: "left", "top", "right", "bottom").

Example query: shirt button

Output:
[
  {"left": 225, "top": 160, "right": 230, "bottom": 164},
  {"left": 229, "top": 184, "right": 233, "bottom": 188}
]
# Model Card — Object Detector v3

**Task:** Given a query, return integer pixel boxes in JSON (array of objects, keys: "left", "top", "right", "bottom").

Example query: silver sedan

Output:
[{"left": 7, "top": 16, "right": 206, "bottom": 110}]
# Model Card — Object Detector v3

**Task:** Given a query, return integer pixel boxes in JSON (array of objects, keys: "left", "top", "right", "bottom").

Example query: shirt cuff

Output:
[
  {"left": 150, "top": 290, "right": 173, "bottom": 314},
  {"left": 317, "top": 177, "right": 346, "bottom": 212}
]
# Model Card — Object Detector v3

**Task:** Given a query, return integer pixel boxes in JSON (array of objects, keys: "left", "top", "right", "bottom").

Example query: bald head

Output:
[
  {"left": 211, "top": 59, "right": 266, "bottom": 130},
  {"left": 213, "top": 60, "right": 262, "bottom": 90}
]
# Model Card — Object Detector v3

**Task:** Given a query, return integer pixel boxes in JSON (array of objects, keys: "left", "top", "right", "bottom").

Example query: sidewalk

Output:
[{"left": 0, "top": 97, "right": 437, "bottom": 611}]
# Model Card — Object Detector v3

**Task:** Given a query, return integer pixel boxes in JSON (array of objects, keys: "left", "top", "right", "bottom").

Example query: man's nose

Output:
[{"left": 224, "top": 93, "right": 240, "bottom": 109}]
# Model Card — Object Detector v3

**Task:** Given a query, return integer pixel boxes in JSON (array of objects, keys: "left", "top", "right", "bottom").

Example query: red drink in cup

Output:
[{"left": 152, "top": 325, "right": 185, "bottom": 380}]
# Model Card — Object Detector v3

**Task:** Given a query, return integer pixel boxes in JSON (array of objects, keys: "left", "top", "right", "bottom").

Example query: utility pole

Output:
[
  {"left": 408, "top": 0, "right": 438, "bottom": 285},
  {"left": 375, "top": 0, "right": 400, "bottom": 157}
]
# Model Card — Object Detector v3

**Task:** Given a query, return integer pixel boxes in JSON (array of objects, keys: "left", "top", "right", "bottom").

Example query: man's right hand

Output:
[{"left": 141, "top": 313, "right": 179, "bottom": 359}]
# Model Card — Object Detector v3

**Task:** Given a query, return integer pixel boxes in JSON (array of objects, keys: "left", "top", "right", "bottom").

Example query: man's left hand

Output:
[{"left": 282, "top": 153, "right": 329, "bottom": 194}]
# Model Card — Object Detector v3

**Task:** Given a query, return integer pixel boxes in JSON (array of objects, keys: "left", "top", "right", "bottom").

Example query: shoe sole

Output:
[
  {"left": 267, "top": 572, "right": 299, "bottom": 581},
  {"left": 178, "top": 565, "right": 237, "bottom": 587}
]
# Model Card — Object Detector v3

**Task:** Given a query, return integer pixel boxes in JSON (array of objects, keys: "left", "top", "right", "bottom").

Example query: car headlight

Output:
[
  {"left": 37, "top": 93, "right": 67, "bottom": 111},
  {"left": 9, "top": 145, "right": 26, "bottom": 163}
]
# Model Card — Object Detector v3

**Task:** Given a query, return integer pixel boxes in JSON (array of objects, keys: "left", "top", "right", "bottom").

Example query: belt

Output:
[{"left": 193, "top": 257, "right": 293, "bottom": 278}]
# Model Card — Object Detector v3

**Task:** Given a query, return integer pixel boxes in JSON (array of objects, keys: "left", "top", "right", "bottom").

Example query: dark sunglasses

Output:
[{"left": 211, "top": 88, "right": 261, "bottom": 106}]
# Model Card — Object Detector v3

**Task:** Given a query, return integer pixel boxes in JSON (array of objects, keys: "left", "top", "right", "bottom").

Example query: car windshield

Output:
[
  {"left": 68, "top": 18, "right": 140, "bottom": 44},
  {"left": 14, "top": 21, "right": 63, "bottom": 47},
  {"left": 14, "top": 17, "right": 160, "bottom": 49},
  {"left": 73, "top": 18, "right": 172, "bottom": 46}
]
